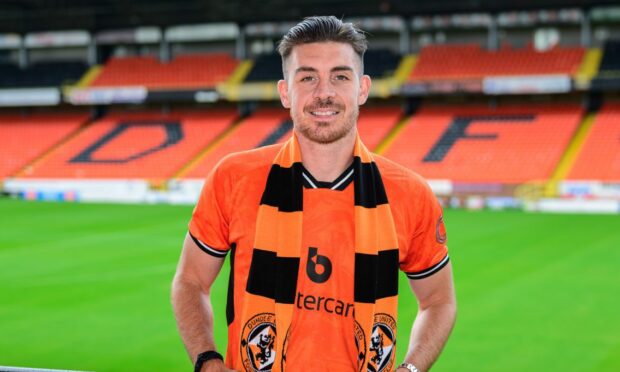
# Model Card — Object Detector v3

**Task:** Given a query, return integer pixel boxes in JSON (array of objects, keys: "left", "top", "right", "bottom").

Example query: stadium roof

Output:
[{"left": 0, "top": 0, "right": 618, "bottom": 34}]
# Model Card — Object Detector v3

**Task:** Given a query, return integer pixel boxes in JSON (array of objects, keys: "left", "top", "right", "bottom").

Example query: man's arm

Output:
[
  {"left": 398, "top": 262, "right": 457, "bottom": 372},
  {"left": 171, "top": 233, "right": 233, "bottom": 371}
]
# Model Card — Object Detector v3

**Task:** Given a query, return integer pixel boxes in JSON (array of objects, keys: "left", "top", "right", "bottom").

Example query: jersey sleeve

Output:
[
  {"left": 188, "top": 162, "right": 232, "bottom": 258},
  {"left": 400, "top": 180, "right": 449, "bottom": 280}
]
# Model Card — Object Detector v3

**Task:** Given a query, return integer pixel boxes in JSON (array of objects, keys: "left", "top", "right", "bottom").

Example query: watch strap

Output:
[
  {"left": 397, "top": 362, "right": 420, "bottom": 372},
  {"left": 194, "top": 350, "right": 223, "bottom": 372}
]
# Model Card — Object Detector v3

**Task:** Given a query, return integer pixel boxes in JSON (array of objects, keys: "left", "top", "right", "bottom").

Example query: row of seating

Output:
[
  {"left": 409, "top": 44, "right": 585, "bottom": 81},
  {"left": 90, "top": 54, "right": 239, "bottom": 89},
  {"left": 5, "top": 42, "right": 617, "bottom": 89},
  {"left": 2, "top": 104, "right": 619, "bottom": 182},
  {"left": 243, "top": 49, "right": 402, "bottom": 82}
]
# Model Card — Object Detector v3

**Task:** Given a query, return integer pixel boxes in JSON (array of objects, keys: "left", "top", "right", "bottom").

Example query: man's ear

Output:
[
  {"left": 358, "top": 74, "right": 371, "bottom": 106},
  {"left": 277, "top": 79, "right": 290, "bottom": 108}
]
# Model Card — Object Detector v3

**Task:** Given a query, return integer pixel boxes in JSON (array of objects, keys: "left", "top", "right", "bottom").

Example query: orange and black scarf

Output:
[{"left": 239, "top": 133, "right": 399, "bottom": 372}]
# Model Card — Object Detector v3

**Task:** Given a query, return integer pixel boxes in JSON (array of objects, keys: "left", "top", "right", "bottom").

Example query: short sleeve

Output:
[
  {"left": 188, "top": 162, "right": 231, "bottom": 258},
  {"left": 399, "top": 180, "right": 449, "bottom": 280}
]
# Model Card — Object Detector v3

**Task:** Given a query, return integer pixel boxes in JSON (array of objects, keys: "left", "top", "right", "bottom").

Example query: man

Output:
[{"left": 172, "top": 16, "right": 456, "bottom": 372}]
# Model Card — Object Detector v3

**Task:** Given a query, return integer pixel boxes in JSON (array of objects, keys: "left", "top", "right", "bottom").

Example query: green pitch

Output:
[{"left": 1, "top": 198, "right": 619, "bottom": 371}]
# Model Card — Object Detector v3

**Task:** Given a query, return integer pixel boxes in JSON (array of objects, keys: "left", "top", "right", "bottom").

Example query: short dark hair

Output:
[{"left": 277, "top": 16, "right": 367, "bottom": 76}]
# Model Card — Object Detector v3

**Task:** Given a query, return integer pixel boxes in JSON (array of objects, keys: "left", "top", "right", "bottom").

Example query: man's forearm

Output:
[
  {"left": 171, "top": 276, "right": 218, "bottom": 362},
  {"left": 401, "top": 302, "right": 457, "bottom": 371}
]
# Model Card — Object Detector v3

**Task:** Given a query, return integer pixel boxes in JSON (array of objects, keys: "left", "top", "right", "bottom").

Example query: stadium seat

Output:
[
  {"left": 18, "top": 110, "right": 238, "bottom": 179},
  {"left": 90, "top": 54, "right": 239, "bottom": 89},
  {"left": 409, "top": 44, "right": 585, "bottom": 81},
  {"left": 0, "top": 112, "right": 88, "bottom": 177},
  {"left": 381, "top": 104, "right": 582, "bottom": 183},
  {"left": 567, "top": 103, "right": 620, "bottom": 181}
]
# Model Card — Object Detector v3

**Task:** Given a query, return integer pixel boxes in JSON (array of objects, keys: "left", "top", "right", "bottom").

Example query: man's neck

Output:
[{"left": 296, "top": 129, "right": 357, "bottom": 183}]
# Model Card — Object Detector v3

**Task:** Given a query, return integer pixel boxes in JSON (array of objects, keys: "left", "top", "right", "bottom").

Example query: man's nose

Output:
[{"left": 313, "top": 78, "right": 336, "bottom": 100}]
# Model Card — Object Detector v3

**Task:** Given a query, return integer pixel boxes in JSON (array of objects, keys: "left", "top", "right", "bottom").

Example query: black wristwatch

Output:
[{"left": 194, "top": 350, "right": 223, "bottom": 372}]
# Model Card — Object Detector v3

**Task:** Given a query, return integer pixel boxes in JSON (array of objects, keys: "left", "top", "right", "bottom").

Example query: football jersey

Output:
[{"left": 189, "top": 143, "right": 449, "bottom": 371}]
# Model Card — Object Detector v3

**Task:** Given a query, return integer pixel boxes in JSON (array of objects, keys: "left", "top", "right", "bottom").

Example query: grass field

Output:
[{"left": 1, "top": 198, "right": 619, "bottom": 371}]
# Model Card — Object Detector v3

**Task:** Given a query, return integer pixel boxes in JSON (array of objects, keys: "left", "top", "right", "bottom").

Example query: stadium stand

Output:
[
  {"left": 382, "top": 104, "right": 583, "bottom": 183},
  {"left": 0, "top": 61, "right": 88, "bottom": 87},
  {"left": 242, "top": 49, "right": 402, "bottom": 83},
  {"left": 18, "top": 110, "right": 238, "bottom": 179},
  {"left": 357, "top": 106, "right": 402, "bottom": 150},
  {"left": 567, "top": 103, "right": 620, "bottom": 181},
  {"left": 182, "top": 105, "right": 401, "bottom": 179},
  {"left": 89, "top": 53, "right": 239, "bottom": 89},
  {"left": 409, "top": 44, "right": 585, "bottom": 81},
  {"left": 182, "top": 107, "right": 291, "bottom": 178},
  {"left": 0, "top": 112, "right": 88, "bottom": 177}
]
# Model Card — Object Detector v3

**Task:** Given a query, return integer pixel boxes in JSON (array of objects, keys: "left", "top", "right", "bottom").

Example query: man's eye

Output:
[
  {"left": 335, "top": 75, "right": 349, "bottom": 81},
  {"left": 300, "top": 76, "right": 314, "bottom": 82}
]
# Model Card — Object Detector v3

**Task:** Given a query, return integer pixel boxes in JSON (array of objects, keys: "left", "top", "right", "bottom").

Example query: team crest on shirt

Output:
[
  {"left": 240, "top": 313, "right": 276, "bottom": 371},
  {"left": 436, "top": 215, "right": 447, "bottom": 244},
  {"left": 280, "top": 326, "right": 290, "bottom": 371},
  {"left": 368, "top": 314, "right": 396, "bottom": 372},
  {"left": 354, "top": 320, "right": 367, "bottom": 371}
]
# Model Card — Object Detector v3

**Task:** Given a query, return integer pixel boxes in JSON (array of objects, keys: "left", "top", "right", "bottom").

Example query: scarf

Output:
[{"left": 238, "top": 133, "right": 399, "bottom": 372}]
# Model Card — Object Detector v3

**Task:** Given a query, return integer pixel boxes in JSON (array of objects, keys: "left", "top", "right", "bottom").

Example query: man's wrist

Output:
[
  {"left": 396, "top": 362, "right": 420, "bottom": 372},
  {"left": 194, "top": 350, "right": 223, "bottom": 372}
]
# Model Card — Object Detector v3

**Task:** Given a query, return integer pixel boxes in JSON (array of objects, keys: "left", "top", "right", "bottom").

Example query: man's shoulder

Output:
[{"left": 373, "top": 153, "right": 429, "bottom": 191}]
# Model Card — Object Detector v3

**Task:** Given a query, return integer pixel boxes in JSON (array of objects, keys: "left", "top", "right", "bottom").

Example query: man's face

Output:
[{"left": 277, "top": 42, "right": 371, "bottom": 145}]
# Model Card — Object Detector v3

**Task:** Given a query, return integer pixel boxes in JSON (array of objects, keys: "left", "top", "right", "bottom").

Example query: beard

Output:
[{"left": 292, "top": 98, "right": 358, "bottom": 145}]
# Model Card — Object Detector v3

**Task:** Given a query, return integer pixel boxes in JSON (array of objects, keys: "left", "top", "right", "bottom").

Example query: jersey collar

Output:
[{"left": 301, "top": 163, "right": 354, "bottom": 191}]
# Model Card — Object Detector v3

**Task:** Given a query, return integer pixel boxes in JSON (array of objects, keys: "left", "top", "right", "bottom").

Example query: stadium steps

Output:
[
  {"left": 226, "top": 60, "right": 254, "bottom": 85},
  {"left": 374, "top": 114, "right": 412, "bottom": 155},
  {"left": 546, "top": 112, "right": 596, "bottom": 189},
  {"left": 566, "top": 103, "right": 620, "bottom": 181},
  {"left": 181, "top": 108, "right": 291, "bottom": 178},
  {"left": 368, "top": 54, "right": 417, "bottom": 98},
  {"left": 12, "top": 117, "right": 94, "bottom": 178},
  {"left": 575, "top": 49, "right": 603, "bottom": 88},
  {"left": 172, "top": 114, "right": 246, "bottom": 179},
  {"left": 393, "top": 55, "right": 418, "bottom": 83},
  {"left": 75, "top": 65, "right": 103, "bottom": 88},
  {"left": 217, "top": 60, "right": 256, "bottom": 100}
]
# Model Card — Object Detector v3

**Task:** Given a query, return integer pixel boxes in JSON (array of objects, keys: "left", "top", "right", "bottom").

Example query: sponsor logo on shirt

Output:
[{"left": 306, "top": 247, "right": 332, "bottom": 283}]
